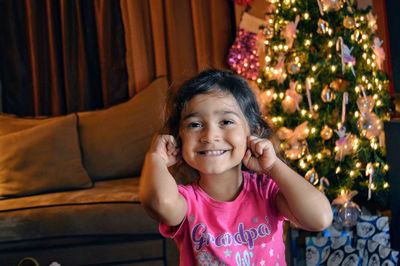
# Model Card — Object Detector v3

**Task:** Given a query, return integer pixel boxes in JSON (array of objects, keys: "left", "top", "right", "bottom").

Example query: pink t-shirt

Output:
[{"left": 160, "top": 171, "right": 286, "bottom": 266}]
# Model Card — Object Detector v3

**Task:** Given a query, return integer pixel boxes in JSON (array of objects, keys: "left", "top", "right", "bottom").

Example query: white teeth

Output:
[{"left": 201, "top": 150, "right": 225, "bottom": 156}]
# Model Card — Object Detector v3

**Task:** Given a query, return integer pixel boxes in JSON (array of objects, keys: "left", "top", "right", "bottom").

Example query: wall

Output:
[{"left": 385, "top": 1, "right": 400, "bottom": 94}]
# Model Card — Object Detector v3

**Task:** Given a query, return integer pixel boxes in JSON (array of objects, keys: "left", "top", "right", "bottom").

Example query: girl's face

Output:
[{"left": 179, "top": 90, "right": 250, "bottom": 177}]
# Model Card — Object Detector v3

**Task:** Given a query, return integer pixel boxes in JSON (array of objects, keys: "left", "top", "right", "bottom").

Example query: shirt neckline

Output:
[{"left": 192, "top": 171, "right": 249, "bottom": 209}]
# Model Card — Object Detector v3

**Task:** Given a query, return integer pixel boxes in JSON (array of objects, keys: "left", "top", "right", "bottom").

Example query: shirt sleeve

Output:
[{"left": 158, "top": 185, "right": 191, "bottom": 239}]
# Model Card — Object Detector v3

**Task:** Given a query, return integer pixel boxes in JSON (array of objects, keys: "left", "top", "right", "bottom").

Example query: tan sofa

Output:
[{"left": 0, "top": 77, "right": 178, "bottom": 265}]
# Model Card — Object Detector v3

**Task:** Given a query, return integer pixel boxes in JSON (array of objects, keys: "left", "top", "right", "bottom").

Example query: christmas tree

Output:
[{"left": 240, "top": 0, "right": 392, "bottom": 208}]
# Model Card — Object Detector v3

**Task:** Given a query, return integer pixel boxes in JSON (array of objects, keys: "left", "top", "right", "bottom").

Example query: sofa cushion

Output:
[
  {"left": 0, "top": 114, "right": 92, "bottom": 198},
  {"left": 0, "top": 177, "right": 158, "bottom": 243},
  {"left": 78, "top": 77, "right": 168, "bottom": 180},
  {"left": 0, "top": 114, "right": 56, "bottom": 136}
]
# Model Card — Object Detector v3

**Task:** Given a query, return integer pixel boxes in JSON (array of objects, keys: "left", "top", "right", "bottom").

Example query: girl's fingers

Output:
[
  {"left": 247, "top": 136, "right": 265, "bottom": 157},
  {"left": 248, "top": 136, "right": 274, "bottom": 158},
  {"left": 243, "top": 149, "right": 251, "bottom": 164}
]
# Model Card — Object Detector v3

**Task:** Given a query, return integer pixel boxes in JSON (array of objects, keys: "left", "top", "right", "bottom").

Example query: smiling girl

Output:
[{"left": 139, "top": 69, "right": 333, "bottom": 265}]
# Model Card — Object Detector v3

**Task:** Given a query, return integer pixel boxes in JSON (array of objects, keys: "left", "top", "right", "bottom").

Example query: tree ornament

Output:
[
  {"left": 286, "top": 51, "right": 307, "bottom": 75},
  {"left": 343, "top": 16, "right": 355, "bottom": 29},
  {"left": 266, "top": 55, "right": 286, "bottom": 84},
  {"left": 263, "top": 25, "right": 274, "bottom": 40},
  {"left": 330, "top": 79, "right": 350, "bottom": 92},
  {"left": 332, "top": 190, "right": 361, "bottom": 227},
  {"left": 305, "top": 77, "right": 313, "bottom": 113},
  {"left": 372, "top": 37, "right": 385, "bottom": 70},
  {"left": 276, "top": 122, "right": 309, "bottom": 160},
  {"left": 282, "top": 81, "right": 302, "bottom": 113},
  {"left": 335, "top": 126, "right": 357, "bottom": 161},
  {"left": 321, "top": 85, "right": 336, "bottom": 103},
  {"left": 321, "top": 125, "right": 333, "bottom": 140},
  {"left": 320, "top": 0, "right": 343, "bottom": 12},
  {"left": 337, "top": 37, "right": 356, "bottom": 76},
  {"left": 284, "top": 140, "right": 308, "bottom": 160},
  {"left": 286, "top": 54, "right": 300, "bottom": 75},
  {"left": 352, "top": 29, "right": 363, "bottom": 43},
  {"left": 338, "top": 200, "right": 361, "bottom": 227},
  {"left": 317, "top": 19, "right": 330, "bottom": 34},
  {"left": 366, "top": 162, "right": 375, "bottom": 200},
  {"left": 262, "top": 13, "right": 275, "bottom": 40},
  {"left": 356, "top": 96, "right": 383, "bottom": 140},
  {"left": 366, "top": 12, "right": 378, "bottom": 32},
  {"left": 318, "top": 177, "right": 330, "bottom": 193},
  {"left": 305, "top": 168, "right": 319, "bottom": 185},
  {"left": 287, "top": 59, "right": 300, "bottom": 75},
  {"left": 259, "top": 88, "right": 275, "bottom": 108},
  {"left": 321, "top": 148, "right": 332, "bottom": 157},
  {"left": 281, "top": 15, "right": 300, "bottom": 49}
]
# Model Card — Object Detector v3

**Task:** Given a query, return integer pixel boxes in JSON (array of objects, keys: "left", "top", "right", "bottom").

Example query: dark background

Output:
[{"left": 386, "top": 0, "right": 400, "bottom": 94}]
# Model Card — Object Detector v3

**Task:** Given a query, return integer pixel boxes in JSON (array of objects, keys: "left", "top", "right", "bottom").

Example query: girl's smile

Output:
[{"left": 197, "top": 149, "right": 228, "bottom": 156}]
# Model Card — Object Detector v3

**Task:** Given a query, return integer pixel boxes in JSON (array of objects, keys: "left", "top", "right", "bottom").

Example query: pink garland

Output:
[
  {"left": 233, "top": 0, "right": 254, "bottom": 6},
  {"left": 227, "top": 29, "right": 260, "bottom": 80}
]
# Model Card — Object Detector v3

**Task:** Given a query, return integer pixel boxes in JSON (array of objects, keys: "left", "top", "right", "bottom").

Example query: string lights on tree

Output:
[{"left": 230, "top": 0, "right": 393, "bottom": 215}]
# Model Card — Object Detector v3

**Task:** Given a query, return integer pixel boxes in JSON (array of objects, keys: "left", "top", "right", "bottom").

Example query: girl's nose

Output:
[{"left": 200, "top": 126, "right": 221, "bottom": 143}]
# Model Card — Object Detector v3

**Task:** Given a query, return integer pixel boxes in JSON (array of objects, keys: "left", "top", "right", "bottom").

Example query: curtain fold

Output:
[
  {"left": 120, "top": 0, "right": 234, "bottom": 93},
  {"left": 0, "top": 0, "right": 128, "bottom": 116}
]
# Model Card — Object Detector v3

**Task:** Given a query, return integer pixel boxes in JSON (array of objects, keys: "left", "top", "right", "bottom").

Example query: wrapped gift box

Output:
[
  {"left": 360, "top": 239, "right": 399, "bottom": 266},
  {"left": 305, "top": 236, "right": 360, "bottom": 266},
  {"left": 356, "top": 215, "right": 391, "bottom": 249}
]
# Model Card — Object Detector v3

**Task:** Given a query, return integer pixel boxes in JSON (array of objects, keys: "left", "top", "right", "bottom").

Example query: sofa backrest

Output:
[
  {"left": 77, "top": 77, "right": 168, "bottom": 181},
  {"left": 0, "top": 77, "right": 169, "bottom": 198}
]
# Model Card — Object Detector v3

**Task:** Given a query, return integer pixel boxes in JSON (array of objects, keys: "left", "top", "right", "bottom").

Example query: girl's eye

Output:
[
  {"left": 221, "top": 120, "right": 234, "bottom": 126},
  {"left": 187, "top": 122, "right": 202, "bottom": 128}
]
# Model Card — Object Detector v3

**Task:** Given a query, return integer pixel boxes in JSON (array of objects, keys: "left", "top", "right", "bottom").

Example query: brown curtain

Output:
[
  {"left": 0, "top": 0, "right": 235, "bottom": 115},
  {"left": 0, "top": 0, "right": 128, "bottom": 116},
  {"left": 120, "top": 0, "right": 235, "bottom": 95}
]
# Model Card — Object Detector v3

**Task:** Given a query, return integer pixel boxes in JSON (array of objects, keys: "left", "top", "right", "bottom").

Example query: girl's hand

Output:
[
  {"left": 242, "top": 136, "right": 278, "bottom": 173},
  {"left": 148, "top": 134, "right": 180, "bottom": 167}
]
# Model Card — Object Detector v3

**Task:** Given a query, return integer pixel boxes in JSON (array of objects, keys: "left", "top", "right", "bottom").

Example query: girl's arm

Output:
[
  {"left": 243, "top": 136, "right": 333, "bottom": 231},
  {"left": 139, "top": 134, "right": 187, "bottom": 226},
  {"left": 268, "top": 158, "right": 333, "bottom": 231}
]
